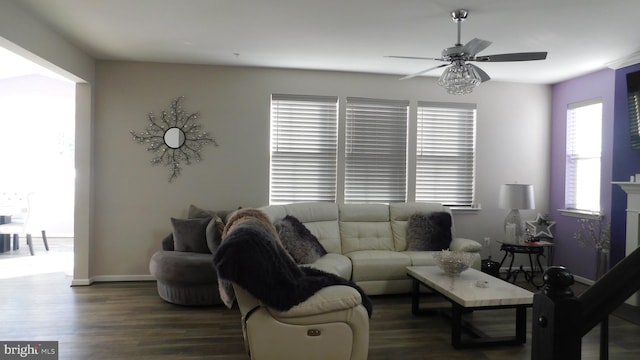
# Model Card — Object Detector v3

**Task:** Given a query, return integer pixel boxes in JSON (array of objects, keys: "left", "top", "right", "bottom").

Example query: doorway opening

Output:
[{"left": 0, "top": 46, "right": 75, "bottom": 279}]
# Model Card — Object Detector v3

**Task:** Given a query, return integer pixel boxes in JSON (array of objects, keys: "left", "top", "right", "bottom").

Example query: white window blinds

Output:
[
  {"left": 629, "top": 91, "right": 640, "bottom": 149},
  {"left": 416, "top": 102, "right": 476, "bottom": 206},
  {"left": 345, "top": 97, "right": 408, "bottom": 203},
  {"left": 565, "top": 99, "right": 602, "bottom": 212},
  {"left": 270, "top": 94, "right": 338, "bottom": 204}
]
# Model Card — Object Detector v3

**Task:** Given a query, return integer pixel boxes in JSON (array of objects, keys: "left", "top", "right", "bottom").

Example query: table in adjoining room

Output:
[
  {"left": 407, "top": 266, "right": 533, "bottom": 349},
  {"left": 0, "top": 206, "right": 19, "bottom": 252}
]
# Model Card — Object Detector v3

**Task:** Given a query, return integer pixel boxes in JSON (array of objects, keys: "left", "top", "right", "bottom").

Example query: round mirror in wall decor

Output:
[
  {"left": 164, "top": 127, "right": 186, "bottom": 149},
  {"left": 130, "top": 96, "right": 218, "bottom": 182}
]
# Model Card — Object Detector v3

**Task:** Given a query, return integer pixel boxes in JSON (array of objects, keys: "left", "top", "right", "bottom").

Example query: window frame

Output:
[{"left": 564, "top": 98, "right": 603, "bottom": 214}]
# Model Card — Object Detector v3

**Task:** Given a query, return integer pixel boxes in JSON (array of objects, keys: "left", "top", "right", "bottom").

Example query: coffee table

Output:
[{"left": 406, "top": 266, "right": 533, "bottom": 349}]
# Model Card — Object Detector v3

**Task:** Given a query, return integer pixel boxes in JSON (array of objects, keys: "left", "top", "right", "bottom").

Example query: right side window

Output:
[{"left": 565, "top": 99, "right": 603, "bottom": 212}]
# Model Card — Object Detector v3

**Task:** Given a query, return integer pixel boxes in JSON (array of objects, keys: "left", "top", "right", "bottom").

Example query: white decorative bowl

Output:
[{"left": 433, "top": 250, "right": 475, "bottom": 276}]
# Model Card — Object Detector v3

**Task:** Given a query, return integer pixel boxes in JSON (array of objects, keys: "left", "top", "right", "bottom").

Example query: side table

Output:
[{"left": 498, "top": 240, "right": 554, "bottom": 288}]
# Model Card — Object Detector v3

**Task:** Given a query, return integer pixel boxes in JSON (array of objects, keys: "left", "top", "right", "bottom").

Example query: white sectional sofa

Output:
[{"left": 260, "top": 202, "right": 482, "bottom": 295}]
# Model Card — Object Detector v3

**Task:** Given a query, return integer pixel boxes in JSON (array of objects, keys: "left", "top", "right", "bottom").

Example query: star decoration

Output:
[{"left": 526, "top": 213, "right": 555, "bottom": 239}]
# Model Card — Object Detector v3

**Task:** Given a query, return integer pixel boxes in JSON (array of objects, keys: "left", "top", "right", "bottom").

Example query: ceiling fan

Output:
[{"left": 387, "top": 9, "right": 548, "bottom": 94}]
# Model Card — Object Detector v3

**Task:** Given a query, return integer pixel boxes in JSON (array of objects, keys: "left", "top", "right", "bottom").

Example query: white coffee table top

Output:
[{"left": 407, "top": 266, "right": 534, "bottom": 308}]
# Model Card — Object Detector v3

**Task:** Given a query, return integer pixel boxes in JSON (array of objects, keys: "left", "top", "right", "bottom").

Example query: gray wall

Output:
[{"left": 94, "top": 61, "right": 552, "bottom": 279}]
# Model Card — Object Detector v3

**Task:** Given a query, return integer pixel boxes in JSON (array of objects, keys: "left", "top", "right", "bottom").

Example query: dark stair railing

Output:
[{"left": 532, "top": 246, "right": 640, "bottom": 360}]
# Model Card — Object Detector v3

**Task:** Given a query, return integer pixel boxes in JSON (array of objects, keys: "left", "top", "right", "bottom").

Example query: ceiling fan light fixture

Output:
[
  {"left": 437, "top": 61, "right": 481, "bottom": 95},
  {"left": 390, "top": 9, "right": 547, "bottom": 93}
]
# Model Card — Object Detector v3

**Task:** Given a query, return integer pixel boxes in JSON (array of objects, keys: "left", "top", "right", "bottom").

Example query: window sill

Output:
[
  {"left": 558, "top": 209, "right": 602, "bottom": 220},
  {"left": 451, "top": 206, "right": 482, "bottom": 213}
]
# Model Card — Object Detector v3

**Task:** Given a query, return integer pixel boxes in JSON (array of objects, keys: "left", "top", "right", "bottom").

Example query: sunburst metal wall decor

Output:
[{"left": 130, "top": 96, "right": 218, "bottom": 182}]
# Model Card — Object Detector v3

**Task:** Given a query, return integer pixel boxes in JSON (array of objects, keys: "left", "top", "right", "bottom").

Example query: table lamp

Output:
[{"left": 499, "top": 184, "right": 535, "bottom": 244}]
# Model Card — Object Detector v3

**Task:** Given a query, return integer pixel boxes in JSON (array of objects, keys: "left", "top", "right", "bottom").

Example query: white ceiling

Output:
[{"left": 9, "top": 0, "right": 640, "bottom": 84}]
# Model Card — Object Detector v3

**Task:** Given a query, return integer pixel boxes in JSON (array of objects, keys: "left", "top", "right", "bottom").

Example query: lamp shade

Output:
[{"left": 499, "top": 184, "right": 535, "bottom": 210}]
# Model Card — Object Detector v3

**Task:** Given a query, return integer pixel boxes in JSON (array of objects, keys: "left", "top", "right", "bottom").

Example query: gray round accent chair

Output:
[
  {"left": 149, "top": 235, "right": 222, "bottom": 306},
  {"left": 149, "top": 206, "right": 231, "bottom": 306}
]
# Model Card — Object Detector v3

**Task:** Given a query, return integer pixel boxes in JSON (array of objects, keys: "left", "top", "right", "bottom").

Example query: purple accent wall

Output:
[
  {"left": 611, "top": 63, "right": 640, "bottom": 267},
  {"left": 550, "top": 68, "right": 615, "bottom": 280}
]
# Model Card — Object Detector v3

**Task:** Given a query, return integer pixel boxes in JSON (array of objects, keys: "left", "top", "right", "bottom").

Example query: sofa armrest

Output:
[
  {"left": 270, "top": 285, "right": 363, "bottom": 319},
  {"left": 450, "top": 237, "right": 483, "bottom": 252}
]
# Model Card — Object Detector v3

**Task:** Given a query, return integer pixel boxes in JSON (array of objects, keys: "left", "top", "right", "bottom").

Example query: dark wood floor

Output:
[{"left": 1, "top": 245, "right": 639, "bottom": 359}]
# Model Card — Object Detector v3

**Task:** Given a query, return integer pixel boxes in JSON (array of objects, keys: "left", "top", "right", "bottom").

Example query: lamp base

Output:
[{"left": 504, "top": 209, "right": 525, "bottom": 244}]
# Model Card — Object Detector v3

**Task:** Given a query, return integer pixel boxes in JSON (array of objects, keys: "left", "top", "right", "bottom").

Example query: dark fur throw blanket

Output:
[{"left": 213, "top": 221, "right": 372, "bottom": 317}]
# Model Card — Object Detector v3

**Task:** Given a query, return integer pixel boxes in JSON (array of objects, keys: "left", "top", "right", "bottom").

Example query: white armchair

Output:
[
  {"left": 213, "top": 209, "right": 371, "bottom": 360},
  {"left": 234, "top": 284, "right": 369, "bottom": 360}
]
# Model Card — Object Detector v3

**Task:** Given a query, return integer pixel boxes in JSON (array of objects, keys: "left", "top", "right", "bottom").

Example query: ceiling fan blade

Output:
[
  {"left": 469, "top": 64, "right": 491, "bottom": 83},
  {"left": 461, "top": 38, "right": 492, "bottom": 56},
  {"left": 474, "top": 52, "right": 548, "bottom": 62},
  {"left": 400, "top": 63, "right": 448, "bottom": 80},
  {"left": 386, "top": 55, "right": 441, "bottom": 61}
]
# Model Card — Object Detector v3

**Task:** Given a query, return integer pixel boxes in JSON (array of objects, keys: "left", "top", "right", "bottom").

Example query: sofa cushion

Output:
[
  {"left": 406, "top": 212, "right": 452, "bottom": 251},
  {"left": 284, "top": 202, "right": 342, "bottom": 254},
  {"left": 302, "top": 221, "right": 342, "bottom": 254},
  {"left": 402, "top": 251, "right": 440, "bottom": 266},
  {"left": 259, "top": 204, "right": 287, "bottom": 222},
  {"left": 304, "top": 253, "right": 352, "bottom": 279},
  {"left": 275, "top": 215, "right": 328, "bottom": 264},
  {"left": 171, "top": 217, "right": 212, "bottom": 253},
  {"left": 389, "top": 202, "right": 451, "bottom": 251},
  {"left": 339, "top": 204, "right": 393, "bottom": 253},
  {"left": 346, "top": 250, "right": 411, "bottom": 282},
  {"left": 284, "top": 202, "right": 339, "bottom": 223}
]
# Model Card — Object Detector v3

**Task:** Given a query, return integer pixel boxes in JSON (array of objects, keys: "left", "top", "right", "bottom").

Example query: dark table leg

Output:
[
  {"left": 515, "top": 306, "right": 527, "bottom": 344},
  {"left": 411, "top": 278, "right": 420, "bottom": 315},
  {"left": 506, "top": 251, "right": 517, "bottom": 282},
  {"left": 451, "top": 303, "right": 463, "bottom": 349}
]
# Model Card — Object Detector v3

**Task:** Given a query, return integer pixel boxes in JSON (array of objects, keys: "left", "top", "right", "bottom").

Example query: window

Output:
[
  {"left": 270, "top": 94, "right": 338, "bottom": 204},
  {"left": 565, "top": 99, "right": 603, "bottom": 212},
  {"left": 269, "top": 94, "right": 477, "bottom": 206},
  {"left": 416, "top": 102, "right": 476, "bottom": 206},
  {"left": 345, "top": 97, "right": 409, "bottom": 203}
]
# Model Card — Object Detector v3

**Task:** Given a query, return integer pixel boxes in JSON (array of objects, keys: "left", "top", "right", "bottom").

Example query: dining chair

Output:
[{"left": 0, "top": 192, "right": 49, "bottom": 256}]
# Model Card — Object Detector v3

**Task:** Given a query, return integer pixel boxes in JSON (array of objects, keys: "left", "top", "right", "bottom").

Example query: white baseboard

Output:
[
  {"left": 71, "top": 274, "right": 155, "bottom": 286},
  {"left": 71, "top": 278, "right": 92, "bottom": 286},
  {"left": 93, "top": 274, "right": 155, "bottom": 282}
]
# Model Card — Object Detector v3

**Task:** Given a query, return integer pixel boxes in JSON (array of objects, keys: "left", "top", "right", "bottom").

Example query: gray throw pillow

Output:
[
  {"left": 274, "top": 215, "right": 327, "bottom": 264},
  {"left": 171, "top": 217, "right": 211, "bottom": 253},
  {"left": 406, "top": 212, "right": 453, "bottom": 251},
  {"left": 206, "top": 216, "right": 226, "bottom": 254},
  {"left": 188, "top": 204, "right": 234, "bottom": 223}
]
